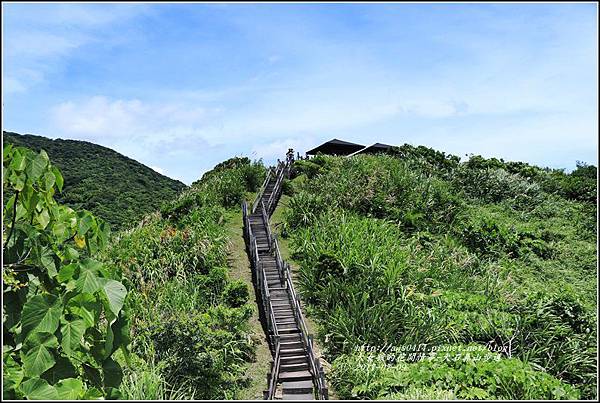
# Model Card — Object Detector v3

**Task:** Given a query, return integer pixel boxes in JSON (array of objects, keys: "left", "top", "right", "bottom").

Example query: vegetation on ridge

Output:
[
  {"left": 3, "top": 132, "right": 187, "bottom": 230},
  {"left": 98, "top": 156, "right": 266, "bottom": 399},
  {"left": 281, "top": 146, "right": 596, "bottom": 400}
]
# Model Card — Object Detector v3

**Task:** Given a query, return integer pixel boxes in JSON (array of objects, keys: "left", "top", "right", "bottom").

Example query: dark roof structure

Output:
[
  {"left": 349, "top": 142, "right": 394, "bottom": 156},
  {"left": 306, "top": 138, "right": 365, "bottom": 156}
]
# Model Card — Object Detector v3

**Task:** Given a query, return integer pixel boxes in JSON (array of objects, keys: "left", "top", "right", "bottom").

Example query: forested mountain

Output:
[{"left": 3, "top": 131, "right": 186, "bottom": 230}]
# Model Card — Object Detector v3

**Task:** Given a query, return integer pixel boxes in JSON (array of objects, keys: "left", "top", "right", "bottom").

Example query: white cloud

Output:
[
  {"left": 5, "top": 31, "right": 85, "bottom": 58},
  {"left": 51, "top": 96, "right": 217, "bottom": 141},
  {"left": 3, "top": 3, "right": 149, "bottom": 94}
]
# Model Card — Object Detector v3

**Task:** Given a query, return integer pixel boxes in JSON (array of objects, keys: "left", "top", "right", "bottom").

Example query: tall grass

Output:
[
  {"left": 284, "top": 151, "right": 597, "bottom": 399},
  {"left": 100, "top": 157, "right": 266, "bottom": 399}
]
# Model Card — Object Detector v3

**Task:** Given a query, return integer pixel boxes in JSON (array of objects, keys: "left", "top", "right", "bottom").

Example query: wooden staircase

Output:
[{"left": 243, "top": 159, "right": 328, "bottom": 400}]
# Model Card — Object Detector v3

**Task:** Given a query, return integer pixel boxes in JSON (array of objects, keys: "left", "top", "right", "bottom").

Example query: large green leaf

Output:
[
  {"left": 38, "top": 246, "right": 57, "bottom": 277},
  {"left": 25, "top": 332, "right": 59, "bottom": 349},
  {"left": 67, "top": 293, "right": 100, "bottom": 328},
  {"left": 37, "top": 208, "right": 51, "bottom": 229},
  {"left": 40, "top": 356, "right": 77, "bottom": 384},
  {"left": 101, "top": 280, "right": 127, "bottom": 318},
  {"left": 3, "top": 143, "right": 14, "bottom": 160},
  {"left": 104, "top": 324, "right": 114, "bottom": 360},
  {"left": 105, "top": 387, "right": 123, "bottom": 400},
  {"left": 3, "top": 352, "right": 24, "bottom": 394},
  {"left": 55, "top": 378, "right": 84, "bottom": 399},
  {"left": 57, "top": 263, "right": 77, "bottom": 283},
  {"left": 52, "top": 166, "right": 64, "bottom": 192},
  {"left": 19, "top": 378, "right": 59, "bottom": 400},
  {"left": 43, "top": 171, "right": 56, "bottom": 192},
  {"left": 26, "top": 152, "right": 48, "bottom": 181},
  {"left": 20, "top": 294, "right": 62, "bottom": 339},
  {"left": 21, "top": 342, "right": 56, "bottom": 377},
  {"left": 9, "top": 149, "right": 25, "bottom": 171},
  {"left": 102, "top": 358, "right": 123, "bottom": 388},
  {"left": 77, "top": 212, "right": 94, "bottom": 236},
  {"left": 83, "top": 387, "right": 104, "bottom": 399},
  {"left": 111, "top": 314, "right": 131, "bottom": 355},
  {"left": 75, "top": 268, "right": 102, "bottom": 294},
  {"left": 60, "top": 320, "right": 86, "bottom": 356}
]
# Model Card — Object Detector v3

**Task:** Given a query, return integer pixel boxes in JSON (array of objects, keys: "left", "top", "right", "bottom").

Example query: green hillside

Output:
[
  {"left": 275, "top": 146, "right": 597, "bottom": 399},
  {"left": 3, "top": 131, "right": 187, "bottom": 230}
]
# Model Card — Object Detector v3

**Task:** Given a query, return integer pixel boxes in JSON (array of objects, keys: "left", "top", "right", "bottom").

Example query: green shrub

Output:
[
  {"left": 142, "top": 306, "right": 255, "bottom": 399},
  {"left": 283, "top": 151, "right": 596, "bottom": 398},
  {"left": 98, "top": 157, "right": 263, "bottom": 400},
  {"left": 456, "top": 166, "right": 543, "bottom": 208},
  {"left": 223, "top": 280, "right": 250, "bottom": 308}
]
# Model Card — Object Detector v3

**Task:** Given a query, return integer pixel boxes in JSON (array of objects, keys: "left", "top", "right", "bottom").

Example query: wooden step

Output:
[
  {"left": 280, "top": 340, "right": 303, "bottom": 349},
  {"left": 282, "top": 380, "right": 314, "bottom": 394},
  {"left": 281, "top": 347, "right": 305, "bottom": 356},
  {"left": 282, "top": 392, "right": 314, "bottom": 400},
  {"left": 279, "top": 370, "right": 312, "bottom": 382},
  {"left": 273, "top": 310, "right": 294, "bottom": 316},
  {"left": 279, "top": 334, "right": 302, "bottom": 341},
  {"left": 280, "top": 361, "right": 309, "bottom": 372},
  {"left": 280, "top": 355, "right": 309, "bottom": 365},
  {"left": 278, "top": 324, "right": 300, "bottom": 331}
]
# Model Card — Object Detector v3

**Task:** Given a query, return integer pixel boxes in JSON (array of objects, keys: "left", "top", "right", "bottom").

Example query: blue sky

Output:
[{"left": 3, "top": 2, "right": 598, "bottom": 184}]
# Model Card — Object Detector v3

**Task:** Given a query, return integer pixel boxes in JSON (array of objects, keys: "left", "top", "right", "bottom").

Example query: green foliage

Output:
[
  {"left": 284, "top": 150, "right": 597, "bottom": 399},
  {"left": 142, "top": 306, "right": 254, "bottom": 399},
  {"left": 223, "top": 280, "right": 250, "bottom": 308},
  {"left": 190, "top": 156, "right": 266, "bottom": 208},
  {"left": 389, "top": 143, "right": 461, "bottom": 177},
  {"left": 456, "top": 166, "right": 543, "bottom": 208},
  {"left": 331, "top": 347, "right": 580, "bottom": 400},
  {"left": 99, "top": 157, "right": 264, "bottom": 399},
  {"left": 3, "top": 145, "right": 129, "bottom": 399},
  {"left": 287, "top": 154, "right": 463, "bottom": 233},
  {"left": 4, "top": 131, "right": 186, "bottom": 230}
]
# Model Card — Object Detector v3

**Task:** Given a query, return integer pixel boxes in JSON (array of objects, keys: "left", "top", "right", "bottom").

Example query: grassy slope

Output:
[
  {"left": 99, "top": 157, "right": 267, "bottom": 399},
  {"left": 3, "top": 131, "right": 186, "bottom": 230},
  {"left": 281, "top": 152, "right": 597, "bottom": 400}
]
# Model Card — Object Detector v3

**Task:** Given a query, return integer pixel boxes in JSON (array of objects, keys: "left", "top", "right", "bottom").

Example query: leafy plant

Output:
[{"left": 3, "top": 145, "right": 129, "bottom": 399}]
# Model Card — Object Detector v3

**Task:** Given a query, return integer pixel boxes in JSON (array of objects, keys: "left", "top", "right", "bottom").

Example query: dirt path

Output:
[{"left": 225, "top": 209, "right": 272, "bottom": 400}]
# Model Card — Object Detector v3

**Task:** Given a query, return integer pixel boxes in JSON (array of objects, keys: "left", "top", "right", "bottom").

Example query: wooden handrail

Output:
[
  {"left": 266, "top": 164, "right": 285, "bottom": 214},
  {"left": 267, "top": 337, "right": 281, "bottom": 399},
  {"left": 252, "top": 168, "right": 272, "bottom": 213},
  {"left": 261, "top": 201, "right": 273, "bottom": 251},
  {"left": 282, "top": 262, "right": 328, "bottom": 399}
]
